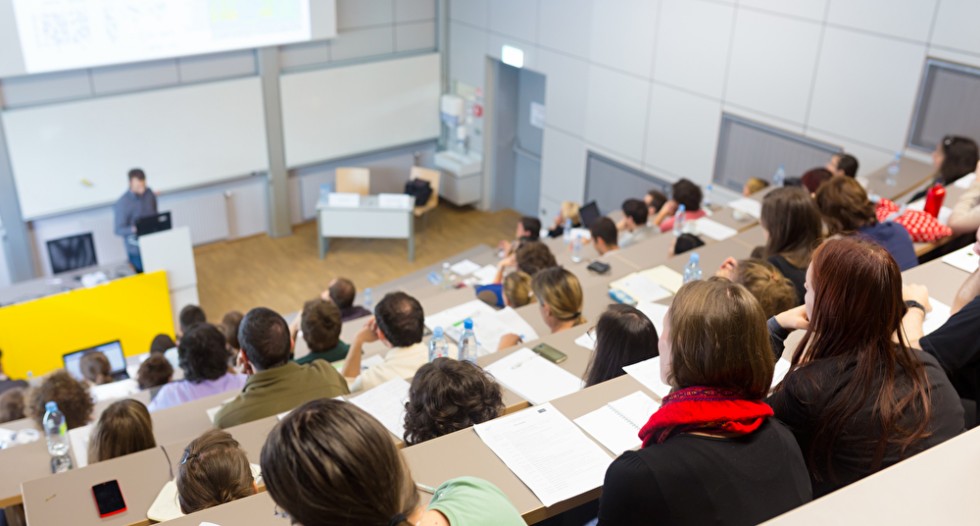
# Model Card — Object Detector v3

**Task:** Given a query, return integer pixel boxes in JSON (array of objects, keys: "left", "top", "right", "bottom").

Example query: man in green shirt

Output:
[
  {"left": 294, "top": 299, "right": 349, "bottom": 364},
  {"left": 214, "top": 307, "right": 349, "bottom": 429}
]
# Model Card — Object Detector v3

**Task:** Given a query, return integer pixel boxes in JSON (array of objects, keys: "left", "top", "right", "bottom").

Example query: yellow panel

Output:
[{"left": 0, "top": 271, "right": 174, "bottom": 379}]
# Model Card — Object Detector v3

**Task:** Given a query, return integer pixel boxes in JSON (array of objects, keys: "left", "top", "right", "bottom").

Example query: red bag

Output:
[{"left": 875, "top": 198, "right": 952, "bottom": 242}]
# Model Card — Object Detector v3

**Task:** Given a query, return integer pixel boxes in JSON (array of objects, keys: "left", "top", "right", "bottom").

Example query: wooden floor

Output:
[{"left": 193, "top": 204, "right": 520, "bottom": 318}]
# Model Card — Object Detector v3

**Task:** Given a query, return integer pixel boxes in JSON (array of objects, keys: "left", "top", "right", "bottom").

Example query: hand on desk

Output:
[{"left": 498, "top": 333, "right": 522, "bottom": 351}]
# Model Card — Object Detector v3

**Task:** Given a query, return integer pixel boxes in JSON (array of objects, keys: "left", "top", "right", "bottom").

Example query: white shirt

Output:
[{"left": 350, "top": 342, "right": 427, "bottom": 393}]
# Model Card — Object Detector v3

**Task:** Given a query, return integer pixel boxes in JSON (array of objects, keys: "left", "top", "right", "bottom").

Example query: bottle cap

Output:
[
  {"left": 433, "top": 326, "right": 444, "bottom": 337},
  {"left": 45, "top": 401, "right": 58, "bottom": 412},
  {"left": 678, "top": 204, "right": 686, "bottom": 213},
  {"left": 689, "top": 252, "right": 700, "bottom": 264},
  {"left": 463, "top": 318, "right": 474, "bottom": 330}
]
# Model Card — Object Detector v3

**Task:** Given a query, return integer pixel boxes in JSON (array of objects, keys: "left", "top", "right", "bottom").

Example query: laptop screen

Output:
[
  {"left": 578, "top": 201, "right": 601, "bottom": 229},
  {"left": 63, "top": 341, "right": 127, "bottom": 381},
  {"left": 135, "top": 211, "right": 172, "bottom": 237}
]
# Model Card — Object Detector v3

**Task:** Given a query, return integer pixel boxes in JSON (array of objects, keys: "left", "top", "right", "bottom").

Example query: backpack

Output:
[{"left": 404, "top": 178, "right": 433, "bottom": 207}]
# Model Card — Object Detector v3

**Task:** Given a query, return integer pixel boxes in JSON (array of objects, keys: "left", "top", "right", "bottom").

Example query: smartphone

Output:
[
  {"left": 587, "top": 260, "right": 611, "bottom": 274},
  {"left": 532, "top": 343, "right": 567, "bottom": 364},
  {"left": 92, "top": 480, "right": 127, "bottom": 518}
]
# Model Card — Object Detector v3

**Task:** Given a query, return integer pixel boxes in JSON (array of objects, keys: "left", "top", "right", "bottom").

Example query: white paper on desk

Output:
[
  {"left": 91, "top": 378, "right": 140, "bottom": 403},
  {"left": 641, "top": 266, "right": 684, "bottom": 294},
  {"left": 575, "top": 331, "right": 596, "bottom": 350},
  {"left": 450, "top": 259, "right": 482, "bottom": 276},
  {"left": 327, "top": 192, "right": 360, "bottom": 207},
  {"left": 623, "top": 356, "right": 672, "bottom": 399},
  {"left": 68, "top": 423, "right": 93, "bottom": 468},
  {"left": 609, "top": 274, "right": 671, "bottom": 304},
  {"left": 569, "top": 227, "right": 592, "bottom": 240},
  {"left": 206, "top": 396, "right": 236, "bottom": 423},
  {"left": 484, "top": 348, "right": 583, "bottom": 405},
  {"left": 574, "top": 392, "right": 659, "bottom": 456},
  {"left": 942, "top": 246, "right": 979, "bottom": 273},
  {"left": 378, "top": 193, "right": 413, "bottom": 209},
  {"left": 907, "top": 199, "right": 953, "bottom": 225},
  {"left": 694, "top": 218, "right": 738, "bottom": 241},
  {"left": 954, "top": 173, "right": 976, "bottom": 189},
  {"left": 728, "top": 198, "right": 762, "bottom": 219},
  {"left": 349, "top": 378, "right": 410, "bottom": 440},
  {"left": 474, "top": 403, "right": 613, "bottom": 507},
  {"left": 634, "top": 301, "right": 669, "bottom": 336},
  {"left": 472, "top": 264, "right": 499, "bottom": 286},
  {"left": 425, "top": 300, "right": 497, "bottom": 333},
  {"left": 922, "top": 299, "right": 952, "bottom": 336}
]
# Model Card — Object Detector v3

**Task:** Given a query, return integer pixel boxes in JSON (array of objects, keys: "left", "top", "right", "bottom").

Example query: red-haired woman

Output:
[{"left": 768, "top": 237, "right": 963, "bottom": 497}]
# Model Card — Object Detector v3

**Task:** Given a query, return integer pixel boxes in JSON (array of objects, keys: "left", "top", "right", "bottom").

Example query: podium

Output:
[{"left": 139, "top": 226, "right": 199, "bottom": 329}]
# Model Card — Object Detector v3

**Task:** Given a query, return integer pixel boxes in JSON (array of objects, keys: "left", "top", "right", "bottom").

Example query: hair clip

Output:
[{"left": 180, "top": 449, "right": 196, "bottom": 465}]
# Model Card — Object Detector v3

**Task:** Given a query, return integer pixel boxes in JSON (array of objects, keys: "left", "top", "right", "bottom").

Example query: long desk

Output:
[{"left": 316, "top": 195, "right": 415, "bottom": 261}]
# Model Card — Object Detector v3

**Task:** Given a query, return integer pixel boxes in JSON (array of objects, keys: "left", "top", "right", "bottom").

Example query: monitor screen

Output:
[
  {"left": 47, "top": 233, "right": 97, "bottom": 274},
  {"left": 63, "top": 341, "right": 127, "bottom": 381},
  {"left": 578, "top": 201, "right": 601, "bottom": 229}
]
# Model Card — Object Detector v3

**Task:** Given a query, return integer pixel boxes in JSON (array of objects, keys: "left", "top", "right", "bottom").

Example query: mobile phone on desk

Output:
[
  {"left": 587, "top": 260, "right": 611, "bottom": 274},
  {"left": 92, "top": 480, "right": 127, "bottom": 518},
  {"left": 532, "top": 343, "right": 567, "bottom": 364}
]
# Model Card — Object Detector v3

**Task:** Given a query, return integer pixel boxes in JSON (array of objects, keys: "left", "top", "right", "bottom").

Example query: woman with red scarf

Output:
[{"left": 597, "top": 278, "right": 811, "bottom": 525}]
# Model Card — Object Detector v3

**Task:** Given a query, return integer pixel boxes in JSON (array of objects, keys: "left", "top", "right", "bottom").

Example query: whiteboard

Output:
[
  {"left": 281, "top": 53, "right": 441, "bottom": 168},
  {"left": 1, "top": 77, "right": 269, "bottom": 219}
]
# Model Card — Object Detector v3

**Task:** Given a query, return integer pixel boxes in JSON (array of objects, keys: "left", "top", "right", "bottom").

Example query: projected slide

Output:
[{"left": 11, "top": 0, "right": 311, "bottom": 73}]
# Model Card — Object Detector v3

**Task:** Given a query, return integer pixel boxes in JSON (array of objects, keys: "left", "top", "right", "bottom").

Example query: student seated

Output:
[
  {"left": 0, "top": 387, "right": 26, "bottom": 424},
  {"left": 598, "top": 278, "right": 811, "bottom": 525},
  {"left": 480, "top": 241, "right": 558, "bottom": 306},
  {"left": 342, "top": 292, "right": 428, "bottom": 393},
  {"left": 149, "top": 334, "right": 176, "bottom": 355},
  {"left": 26, "top": 371, "right": 94, "bottom": 430},
  {"left": 618, "top": 198, "right": 656, "bottom": 247},
  {"left": 670, "top": 233, "right": 704, "bottom": 256},
  {"left": 403, "top": 358, "right": 504, "bottom": 446},
  {"left": 758, "top": 187, "right": 823, "bottom": 304},
  {"left": 716, "top": 258, "right": 798, "bottom": 319},
  {"left": 502, "top": 271, "right": 533, "bottom": 308},
  {"left": 909, "top": 135, "right": 979, "bottom": 202},
  {"left": 325, "top": 277, "right": 372, "bottom": 322},
  {"left": 948, "top": 159, "right": 980, "bottom": 236},
  {"left": 743, "top": 177, "right": 770, "bottom": 196},
  {"left": 79, "top": 352, "right": 113, "bottom": 385},
  {"left": 645, "top": 190, "right": 668, "bottom": 219},
  {"left": 816, "top": 176, "right": 917, "bottom": 270},
  {"left": 498, "top": 216, "right": 541, "bottom": 256},
  {"left": 213, "top": 308, "right": 349, "bottom": 428},
  {"left": 149, "top": 324, "right": 247, "bottom": 412},
  {"left": 801, "top": 167, "right": 832, "bottom": 195},
  {"left": 767, "top": 238, "right": 963, "bottom": 497},
  {"left": 295, "top": 299, "right": 349, "bottom": 364},
  {"left": 547, "top": 201, "right": 581, "bottom": 238},
  {"left": 0, "top": 348, "right": 28, "bottom": 395},
  {"left": 655, "top": 179, "right": 706, "bottom": 233},
  {"left": 584, "top": 304, "right": 658, "bottom": 387},
  {"left": 219, "top": 310, "right": 244, "bottom": 362},
  {"left": 178, "top": 304, "right": 206, "bottom": 339},
  {"left": 137, "top": 354, "right": 173, "bottom": 391},
  {"left": 590, "top": 217, "right": 619, "bottom": 256},
  {"left": 261, "top": 399, "right": 525, "bottom": 526},
  {"left": 499, "top": 267, "right": 585, "bottom": 350},
  {"left": 826, "top": 152, "right": 859, "bottom": 178},
  {"left": 177, "top": 429, "right": 256, "bottom": 514},
  {"left": 88, "top": 399, "right": 156, "bottom": 464}
]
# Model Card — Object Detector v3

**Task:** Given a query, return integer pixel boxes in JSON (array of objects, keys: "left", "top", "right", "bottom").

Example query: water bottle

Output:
[
  {"left": 563, "top": 217, "right": 573, "bottom": 241},
  {"left": 703, "top": 183, "right": 713, "bottom": 209},
  {"left": 363, "top": 288, "right": 373, "bottom": 311},
  {"left": 42, "top": 402, "right": 72, "bottom": 473},
  {"left": 441, "top": 262, "right": 453, "bottom": 290},
  {"left": 571, "top": 234, "right": 583, "bottom": 263},
  {"left": 886, "top": 152, "right": 901, "bottom": 186},
  {"left": 924, "top": 183, "right": 946, "bottom": 218},
  {"left": 672, "top": 204, "right": 687, "bottom": 237},
  {"left": 773, "top": 164, "right": 786, "bottom": 188},
  {"left": 682, "top": 252, "right": 703, "bottom": 284},
  {"left": 428, "top": 327, "right": 451, "bottom": 361},
  {"left": 458, "top": 318, "right": 479, "bottom": 363}
]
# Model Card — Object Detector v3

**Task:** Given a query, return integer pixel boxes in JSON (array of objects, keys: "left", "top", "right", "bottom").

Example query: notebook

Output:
[{"left": 574, "top": 392, "right": 660, "bottom": 456}]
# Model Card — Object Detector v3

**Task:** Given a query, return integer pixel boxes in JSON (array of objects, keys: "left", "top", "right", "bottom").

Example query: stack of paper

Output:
[
  {"left": 922, "top": 298, "right": 952, "bottom": 336},
  {"left": 608, "top": 269, "right": 677, "bottom": 304},
  {"left": 474, "top": 404, "right": 614, "bottom": 507},
  {"left": 471, "top": 264, "right": 500, "bottom": 285},
  {"left": 942, "top": 245, "right": 979, "bottom": 273},
  {"left": 574, "top": 392, "right": 659, "bottom": 456},
  {"left": 349, "top": 378, "right": 411, "bottom": 440},
  {"left": 728, "top": 198, "right": 762, "bottom": 219},
  {"left": 484, "top": 348, "right": 583, "bottom": 405},
  {"left": 450, "top": 259, "right": 482, "bottom": 276},
  {"left": 694, "top": 218, "right": 738, "bottom": 241},
  {"left": 426, "top": 301, "right": 539, "bottom": 354}
]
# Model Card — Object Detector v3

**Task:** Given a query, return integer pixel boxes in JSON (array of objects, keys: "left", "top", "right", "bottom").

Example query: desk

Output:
[
  {"left": 151, "top": 492, "right": 286, "bottom": 526},
  {"left": 0, "top": 261, "right": 133, "bottom": 306},
  {"left": 316, "top": 195, "right": 415, "bottom": 261},
  {"left": 864, "top": 157, "right": 934, "bottom": 202}
]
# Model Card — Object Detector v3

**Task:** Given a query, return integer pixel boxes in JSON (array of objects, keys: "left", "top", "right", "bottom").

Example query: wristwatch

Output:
[{"left": 905, "top": 300, "right": 926, "bottom": 313}]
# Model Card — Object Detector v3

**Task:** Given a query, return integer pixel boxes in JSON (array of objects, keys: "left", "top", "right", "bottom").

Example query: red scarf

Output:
[{"left": 638, "top": 386, "right": 774, "bottom": 447}]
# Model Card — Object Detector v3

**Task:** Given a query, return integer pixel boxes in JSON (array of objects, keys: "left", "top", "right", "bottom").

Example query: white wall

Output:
[{"left": 448, "top": 0, "right": 980, "bottom": 219}]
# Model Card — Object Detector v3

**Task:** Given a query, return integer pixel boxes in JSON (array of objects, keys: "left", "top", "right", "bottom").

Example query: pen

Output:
[{"left": 416, "top": 482, "right": 436, "bottom": 494}]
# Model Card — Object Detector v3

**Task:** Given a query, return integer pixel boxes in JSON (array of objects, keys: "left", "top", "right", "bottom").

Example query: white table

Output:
[{"left": 316, "top": 195, "right": 415, "bottom": 261}]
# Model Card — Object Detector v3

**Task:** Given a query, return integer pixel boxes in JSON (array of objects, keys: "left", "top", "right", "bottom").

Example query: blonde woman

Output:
[{"left": 499, "top": 267, "right": 584, "bottom": 350}]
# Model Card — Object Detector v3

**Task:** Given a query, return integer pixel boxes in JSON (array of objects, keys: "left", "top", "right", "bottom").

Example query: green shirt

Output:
[
  {"left": 213, "top": 361, "right": 349, "bottom": 429},
  {"left": 427, "top": 477, "right": 524, "bottom": 526},
  {"left": 295, "top": 340, "right": 350, "bottom": 364}
]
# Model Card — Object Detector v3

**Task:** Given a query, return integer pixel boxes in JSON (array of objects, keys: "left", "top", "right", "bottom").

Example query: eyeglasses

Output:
[
  {"left": 273, "top": 504, "right": 290, "bottom": 520},
  {"left": 586, "top": 326, "right": 597, "bottom": 343}
]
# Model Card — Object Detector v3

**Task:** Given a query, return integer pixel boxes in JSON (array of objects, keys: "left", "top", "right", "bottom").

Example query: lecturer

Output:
[{"left": 113, "top": 168, "right": 157, "bottom": 272}]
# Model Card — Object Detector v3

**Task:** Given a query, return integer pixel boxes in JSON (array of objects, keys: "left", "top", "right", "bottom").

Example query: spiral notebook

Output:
[{"left": 574, "top": 391, "right": 659, "bottom": 456}]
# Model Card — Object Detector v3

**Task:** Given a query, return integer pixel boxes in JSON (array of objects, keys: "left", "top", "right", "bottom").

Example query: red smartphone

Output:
[{"left": 92, "top": 480, "right": 127, "bottom": 518}]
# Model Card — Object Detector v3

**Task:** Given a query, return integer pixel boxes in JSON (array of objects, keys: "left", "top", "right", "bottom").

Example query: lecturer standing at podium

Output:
[{"left": 113, "top": 168, "right": 157, "bottom": 272}]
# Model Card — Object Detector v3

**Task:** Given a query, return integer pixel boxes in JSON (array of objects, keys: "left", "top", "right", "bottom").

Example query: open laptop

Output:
[
  {"left": 63, "top": 341, "right": 130, "bottom": 382},
  {"left": 578, "top": 201, "right": 601, "bottom": 229},
  {"left": 135, "top": 211, "right": 172, "bottom": 237}
]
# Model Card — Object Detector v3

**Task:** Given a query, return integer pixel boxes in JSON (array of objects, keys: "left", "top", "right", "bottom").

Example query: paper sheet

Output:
[
  {"left": 450, "top": 259, "right": 482, "bottom": 276},
  {"left": 634, "top": 301, "right": 669, "bottom": 336},
  {"left": 771, "top": 359, "right": 792, "bottom": 389},
  {"left": 474, "top": 404, "right": 613, "bottom": 507},
  {"left": 361, "top": 354, "right": 385, "bottom": 371},
  {"left": 425, "top": 300, "right": 497, "bottom": 333},
  {"left": 922, "top": 298, "right": 952, "bottom": 337},
  {"left": 942, "top": 245, "right": 979, "bottom": 273},
  {"left": 68, "top": 423, "right": 93, "bottom": 468},
  {"left": 728, "top": 198, "right": 762, "bottom": 219},
  {"left": 639, "top": 266, "right": 684, "bottom": 294},
  {"left": 91, "top": 379, "right": 141, "bottom": 403},
  {"left": 484, "top": 348, "right": 583, "bottom": 405},
  {"left": 574, "top": 392, "right": 659, "bottom": 456},
  {"left": 574, "top": 331, "right": 596, "bottom": 350},
  {"left": 472, "top": 264, "right": 500, "bottom": 286},
  {"left": 623, "top": 356, "right": 672, "bottom": 399},
  {"left": 349, "top": 378, "right": 411, "bottom": 439},
  {"left": 609, "top": 273, "right": 671, "bottom": 304},
  {"left": 954, "top": 172, "right": 976, "bottom": 189},
  {"left": 427, "top": 301, "right": 538, "bottom": 354},
  {"left": 694, "top": 218, "right": 738, "bottom": 241}
]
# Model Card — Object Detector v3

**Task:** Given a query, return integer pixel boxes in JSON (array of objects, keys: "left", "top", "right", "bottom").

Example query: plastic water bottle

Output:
[
  {"left": 42, "top": 402, "right": 72, "bottom": 473},
  {"left": 672, "top": 204, "right": 687, "bottom": 237},
  {"left": 563, "top": 217, "right": 573, "bottom": 241},
  {"left": 571, "top": 234, "right": 583, "bottom": 263},
  {"left": 773, "top": 164, "right": 786, "bottom": 188},
  {"left": 441, "top": 262, "right": 453, "bottom": 289},
  {"left": 886, "top": 152, "right": 901, "bottom": 186},
  {"left": 363, "top": 288, "right": 373, "bottom": 311},
  {"left": 458, "top": 318, "right": 479, "bottom": 363},
  {"left": 682, "top": 252, "right": 703, "bottom": 284},
  {"left": 428, "top": 327, "right": 451, "bottom": 361},
  {"left": 703, "top": 183, "right": 713, "bottom": 209}
]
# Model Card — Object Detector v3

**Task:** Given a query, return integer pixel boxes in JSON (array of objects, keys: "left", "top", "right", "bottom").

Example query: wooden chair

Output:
[
  {"left": 336, "top": 167, "right": 371, "bottom": 195},
  {"left": 410, "top": 167, "right": 441, "bottom": 225}
]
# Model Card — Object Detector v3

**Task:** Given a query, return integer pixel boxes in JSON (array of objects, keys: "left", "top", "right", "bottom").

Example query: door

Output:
[{"left": 490, "top": 60, "right": 545, "bottom": 217}]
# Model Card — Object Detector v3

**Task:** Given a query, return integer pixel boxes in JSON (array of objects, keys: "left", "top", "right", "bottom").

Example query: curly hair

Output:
[
  {"left": 403, "top": 358, "right": 504, "bottom": 446},
  {"left": 27, "top": 370, "right": 94, "bottom": 430},
  {"left": 515, "top": 240, "right": 558, "bottom": 277},
  {"left": 178, "top": 324, "right": 232, "bottom": 383}
]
